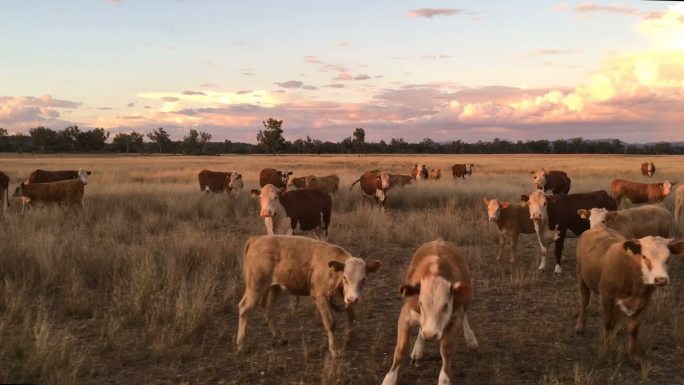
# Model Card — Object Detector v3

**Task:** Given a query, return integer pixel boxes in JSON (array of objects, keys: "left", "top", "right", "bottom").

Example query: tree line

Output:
[{"left": 1, "top": 119, "right": 683, "bottom": 155}]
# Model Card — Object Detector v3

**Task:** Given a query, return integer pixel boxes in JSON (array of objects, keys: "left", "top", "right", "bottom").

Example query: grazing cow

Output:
[
  {"left": 350, "top": 170, "right": 392, "bottom": 210},
  {"left": 286, "top": 175, "right": 309, "bottom": 189},
  {"left": 381, "top": 239, "right": 478, "bottom": 385},
  {"left": 640, "top": 162, "right": 656, "bottom": 177},
  {"left": 236, "top": 235, "right": 381, "bottom": 357},
  {"left": 610, "top": 179, "right": 676, "bottom": 206},
  {"left": 390, "top": 174, "right": 413, "bottom": 187},
  {"left": 483, "top": 198, "right": 558, "bottom": 264},
  {"left": 28, "top": 168, "right": 92, "bottom": 184},
  {"left": 259, "top": 168, "right": 292, "bottom": 190},
  {"left": 575, "top": 226, "right": 684, "bottom": 366},
  {"left": 531, "top": 168, "right": 571, "bottom": 195},
  {"left": 306, "top": 174, "right": 340, "bottom": 194},
  {"left": 525, "top": 189, "right": 617, "bottom": 274},
  {"left": 411, "top": 164, "right": 429, "bottom": 181},
  {"left": 676, "top": 185, "right": 684, "bottom": 235},
  {"left": 197, "top": 170, "right": 232, "bottom": 193},
  {"left": 0, "top": 171, "right": 9, "bottom": 218},
  {"left": 578, "top": 205, "right": 672, "bottom": 239},
  {"left": 14, "top": 177, "right": 87, "bottom": 210},
  {"left": 258, "top": 184, "right": 332, "bottom": 240},
  {"left": 228, "top": 172, "right": 243, "bottom": 194},
  {"left": 451, "top": 163, "right": 473, "bottom": 179},
  {"left": 429, "top": 169, "right": 441, "bottom": 180}
]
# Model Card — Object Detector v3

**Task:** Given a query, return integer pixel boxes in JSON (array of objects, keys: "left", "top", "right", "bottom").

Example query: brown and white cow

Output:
[
  {"left": 411, "top": 164, "right": 429, "bottom": 181},
  {"left": 524, "top": 189, "right": 617, "bottom": 274},
  {"left": 578, "top": 205, "right": 672, "bottom": 239},
  {"left": 198, "top": 170, "right": 233, "bottom": 193},
  {"left": 258, "top": 184, "right": 332, "bottom": 240},
  {"left": 228, "top": 172, "right": 243, "bottom": 194},
  {"left": 429, "top": 169, "right": 441, "bottom": 180},
  {"left": 286, "top": 175, "right": 309, "bottom": 189},
  {"left": 390, "top": 174, "right": 413, "bottom": 187},
  {"left": 28, "top": 168, "right": 92, "bottom": 184},
  {"left": 640, "top": 162, "right": 656, "bottom": 177},
  {"left": 483, "top": 198, "right": 558, "bottom": 264},
  {"left": 452, "top": 163, "right": 473, "bottom": 179},
  {"left": 305, "top": 174, "right": 340, "bottom": 194},
  {"left": 531, "top": 168, "right": 571, "bottom": 195},
  {"left": 676, "top": 185, "right": 684, "bottom": 235},
  {"left": 0, "top": 171, "right": 9, "bottom": 218},
  {"left": 575, "top": 226, "right": 684, "bottom": 366},
  {"left": 350, "top": 170, "right": 392, "bottom": 210},
  {"left": 259, "top": 168, "right": 292, "bottom": 190},
  {"left": 236, "top": 235, "right": 381, "bottom": 357},
  {"left": 14, "top": 175, "right": 87, "bottom": 211},
  {"left": 610, "top": 178, "right": 676, "bottom": 206},
  {"left": 381, "top": 239, "right": 478, "bottom": 385}
]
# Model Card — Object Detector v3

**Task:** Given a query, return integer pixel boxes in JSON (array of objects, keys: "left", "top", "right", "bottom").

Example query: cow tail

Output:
[{"left": 349, "top": 178, "right": 361, "bottom": 191}]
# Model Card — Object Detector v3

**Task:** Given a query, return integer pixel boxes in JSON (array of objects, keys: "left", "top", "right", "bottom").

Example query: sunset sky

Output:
[{"left": 1, "top": 1, "right": 683, "bottom": 143}]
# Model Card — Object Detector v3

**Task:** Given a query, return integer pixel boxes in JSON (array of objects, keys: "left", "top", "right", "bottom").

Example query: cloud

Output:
[
  {"left": 236, "top": 90, "right": 252, "bottom": 95},
  {"left": 335, "top": 41, "right": 349, "bottom": 47},
  {"left": 160, "top": 96, "right": 179, "bottom": 102},
  {"left": 98, "top": 107, "right": 113, "bottom": 110},
  {"left": 104, "top": 0, "right": 122, "bottom": 4},
  {"left": 423, "top": 55, "right": 452, "bottom": 60},
  {"left": 324, "top": 84, "right": 345, "bottom": 88},
  {"left": 406, "top": 8, "right": 473, "bottom": 18},
  {"left": 304, "top": 56, "right": 322, "bottom": 64},
  {"left": 118, "top": 115, "right": 144, "bottom": 120},
  {"left": 519, "top": 49, "right": 578, "bottom": 60},
  {"left": 276, "top": 81, "right": 304, "bottom": 89},
  {"left": 571, "top": 3, "right": 664, "bottom": 19},
  {"left": 200, "top": 83, "right": 220, "bottom": 88},
  {"left": 302, "top": 85, "right": 318, "bottom": 90},
  {"left": 242, "top": 72, "right": 255, "bottom": 76},
  {"left": 182, "top": 90, "right": 206, "bottom": 96},
  {"left": 127, "top": 102, "right": 136, "bottom": 108},
  {"left": 354, "top": 74, "right": 371, "bottom": 81},
  {"left": 0, "top": 95, "right": 82, "bottom": 131}
]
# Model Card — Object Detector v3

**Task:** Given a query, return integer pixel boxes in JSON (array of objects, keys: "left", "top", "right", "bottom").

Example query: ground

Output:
[{"left": 0, "top": 154, "right": 683, "bottom": 385}]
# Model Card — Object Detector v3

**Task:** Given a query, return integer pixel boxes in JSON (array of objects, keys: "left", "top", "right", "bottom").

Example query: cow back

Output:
[
  {"left": 28, "top": 169, "right": 79, "bottom": 184},
  {"left": 260, "top": 168, "right": 286, "bottom": 189},
  {"left": 280, "top": 189, "right": 332, "bottom": 232},
  {"left": 548, "top": 190, "right": 616, "bottom": 234}
]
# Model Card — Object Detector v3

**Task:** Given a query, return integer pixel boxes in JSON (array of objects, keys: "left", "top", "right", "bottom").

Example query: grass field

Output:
[{"left": 0, "top": 153, "right": 683, "bottom": 385}]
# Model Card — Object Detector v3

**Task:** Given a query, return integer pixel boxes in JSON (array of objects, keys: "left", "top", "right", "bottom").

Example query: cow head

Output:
[
  {"left": 329, "top": 258, "right": 382, "bottom": 304},
  {"left": 531, "top": 168, "right": 548, "bottom": 190},
  {"left": 483, "top": 198, "right": 509, "bottom": 222},
  {"left": 399, "top": 262, "right": 470, "bottom": 341},
  {"left": 527, "top": 189, "right": 555, "bottom": 222},
  {"left": 78, "top": 168, "right": 89, "bottom": 184},
  {"left": 431, "top": 169, "right": 441, "bottom": 179},
  {"left": 279, "top": 170, "right": 293, "bottom": 186},
  {"left": 659, "top": 181, "right": 677, "bottom": 196},
  {"left": 375, "top": 172, "right": 391, "bottom": 201},
  {"left": 578, "top": 208, "right": 618, "bottom": 228},
  {"left": 228, "top": 172, "right": 243, "bottom": 192},
  {"left": 466, "top": 164, "right": 474, "bottom": 175},
  {"left": 647, "top": 162, "right": 655, "bottom": 177},
  {"left": 12, "top": 183, "right": 24, "bottom": 197},
  {"left": 259, "top": 184, "right": 284, "bottom": 218},
  {"left": 623, "top": 237, "right": 684, "bottom": 286},
  {"left": 250, "top": 189, "right": 260, "bottom": 198}
]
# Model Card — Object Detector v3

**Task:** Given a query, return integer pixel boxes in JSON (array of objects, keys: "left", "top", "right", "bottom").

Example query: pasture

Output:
[{"left": 1, "top": 154, "right": 683, "bottom": 385}]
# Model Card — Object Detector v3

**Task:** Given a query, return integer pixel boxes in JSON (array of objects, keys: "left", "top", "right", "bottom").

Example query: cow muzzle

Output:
[
  {"left": 345, "top": 296, "right": 359, "bottom": 304},
  {"left": 260, "top": 209, "right": 274, "bottom": 217},
  {"left": 488, "top": 217, "right": 496, "bottom": 222},
  {"left": 530, "top": 212, "right": 543, "bottom": 221},
  {"left": 421, "top": 329, "right": 439, "bottom": 341}
]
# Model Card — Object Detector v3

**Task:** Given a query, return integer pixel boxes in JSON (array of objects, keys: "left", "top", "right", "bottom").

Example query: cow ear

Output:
[
  {"left": 657, "top": 183, "right": 664, "bottom": 187},
  {"left": 520, "top": 195, "right": 529, "bottom": 202},
  {"left": 577, "top": 209, "right": 589, "bottom": 219},
  {"left": 365, "top": 260, "right": 382, "bottom": 273},
  {"left": 500, "top": 202, "right": 509, "bottom": 209},
  {"left": 399, "top": 283, "right": 420, "bottom": 297},
  {"left": 328, "top": 261, "right": 345, "bottom": 272},
  {"left": 667, "top": 241, "right": 684, "bottom": 256},
  {"left": 288, "top": 171, "right": 293, "bottom": 176},
  {"left": 530, "top": 171, "right": 536, "bottom": 175},
  {"left": 623, "top": 240, "right": 641, "bottom": 256},
  {"left": 451, "top": 282, "right": 471, "bottom": 297}
]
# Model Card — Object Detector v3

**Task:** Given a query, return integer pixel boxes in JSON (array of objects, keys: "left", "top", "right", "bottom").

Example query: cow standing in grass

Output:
[{"left": 350, "top": 170, "right": 392, "bottom": 210}]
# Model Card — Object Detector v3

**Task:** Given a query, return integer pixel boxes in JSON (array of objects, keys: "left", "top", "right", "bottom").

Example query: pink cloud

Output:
[{"left": 406, "top": 8, "right": 474, "bottom": 18}]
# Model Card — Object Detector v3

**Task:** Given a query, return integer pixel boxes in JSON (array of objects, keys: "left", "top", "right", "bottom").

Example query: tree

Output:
[
  {"left": 113, "top": 131, "right": 145, "bottom": 153},
  {"left": 29, "top": 126, "right": 57, "bottom": 153},
  {"left": 199, "top": 131, "right": 212, "bottom": 152},
  {"left": 256, "top": 118, "right": 286, "bottom": 155},
  {"left": 147, "top": 127, "right": 172, "bottom": 153},
  {"left": 352, "top": 127, "right": 365, "bottom": 154},
  {"left": 75, "top": 128, "right": 109, "bottom": 151}
]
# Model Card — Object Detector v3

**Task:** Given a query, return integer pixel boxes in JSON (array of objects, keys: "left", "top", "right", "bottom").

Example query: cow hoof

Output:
[
  {"left": 575, "top": 327, "right": 584, "bottom": 335},
  {"left": 554, "top": 265, "right": 563, "bottom": 275},
  {"left": 329, "top": 349, "right": 342, "bottom": 359}
]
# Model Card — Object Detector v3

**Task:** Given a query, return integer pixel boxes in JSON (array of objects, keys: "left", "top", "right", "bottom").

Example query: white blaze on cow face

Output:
[
  {"left": 413, "top": 268, "right": 465, "bottom": 341},
  {"left": 625, "top": 237, "right": 684, "bottom": 286},
  {"left": 527, "top": 190, "right": 549, "bottom": 222},
  {"left": 228, "top": 172, "right": 243, "bottom": 192},
  {"left": 78, "top": 168, "right": 89, "bottom": 184},
  {"left": 483, "top": 198, "right": 508, "bottom": 222},
  {"left": 329, "top": 258, "right": 381, "bottom": 304},
  {"left": 259, "top": 184, "right": 283, "bottom": 218},
  {"left": 662, "top": 181, "right": 677, "bottom": 196},
  {"left": 532, "top": 169, "right": 547, "bottom": 190},
  {"left": 578, "top": 207, "right": 613, "bottom": 228},
  {"left": 647, "top": 163, "right": 654, "bottom": 176}
]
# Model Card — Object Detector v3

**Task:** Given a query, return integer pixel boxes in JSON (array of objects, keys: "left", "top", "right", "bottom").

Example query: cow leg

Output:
[
  {"left": 438, "top": 324, "right": 459, "bottom": 385},
  {"left": 626, "top": 312, "right": 643, "bottom": 366},
  {"left": 236, "top": 286, "right": 268, "bottom": 353},
  {"left": 460, "top": 308, "right": 479, "bottom": 349},
  {"left": 599, "top": 294, "right": 620, "bottom": 356},
  {"left": 410, "top": 332, "right": 425, "bottom": 365},
  {"left": 575, "top": 278, "right": 590, "bottom": 335},
  {"left": 509, "top": 232, "right": 520, "bottom": 264},
  {"left": 344, "top": 305, "right": 355, "bottom": 346},
  {"left": 313, "top": 295, "right": 339, "bottom": 358},
  {"left": 382, "top": 307, "right": 412, "bottom": 385},
  {"left": 553, "top": 228, "right": 567, "bottom": 274},
  {"left": 496, "top": 232, "right": 506, "bottom": 261},
  {"left": 260, "top": 286, "right": 285, "bottom": 345}
]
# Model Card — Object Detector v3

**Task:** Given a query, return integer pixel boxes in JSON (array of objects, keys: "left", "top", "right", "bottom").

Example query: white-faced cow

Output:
[
  {"left": 640, "top": 162, "right": 656, "bottom": 177},
  {"left": 228, "top": 172, "right": 243, "bottom": 194},
  {"left": 531, "top": 168, "right": 571, "bottom": 195},
  {"left": 452, "top": 164, "right": 473, "bottom": 179},
  {"left": 259, "top": 168, "right": 292, "bottom": 190},
  {"left": 575, "top": 226, "right": 684, "bottom": 366},
  {"left": 578, "top": 205, "right": 672, "bottom": 239},
  {"left": 610, "top": 179, "right": 676, "bottom": 207},
  {"left": 197, "top": 170, "right": 237, "bottom": 193},
  {"left": 381, "top": 239, "right": 478, "bottom": 385},
  {"left": 429, "top": 169, "right": 441, "bottom": 180},
  {"left": 350, "top": 170, "right": 392, "bottom": 210},
  {"left": 258, "top": 184, "right": 332, "bottom": 240},
  {"left": 411, "top": 164, "right": 429, "bottom": 181},
  {"left": 236, "top": 235, "right": 381, "bottom": 357}
]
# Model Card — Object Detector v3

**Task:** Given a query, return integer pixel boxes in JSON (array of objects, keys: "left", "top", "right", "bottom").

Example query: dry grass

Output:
[{"left": 0, "top": 153, "right": 683, "bottom": 385}]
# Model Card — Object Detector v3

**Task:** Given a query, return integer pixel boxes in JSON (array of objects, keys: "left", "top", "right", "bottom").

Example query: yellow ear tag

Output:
[{"left": 626, "top": 249, "right": 634, "bottom": 256}]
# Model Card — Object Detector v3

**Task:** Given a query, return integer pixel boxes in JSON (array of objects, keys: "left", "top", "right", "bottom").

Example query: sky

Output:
[{"left": 1, "top": 0, "right": 683, "bottom": 143}]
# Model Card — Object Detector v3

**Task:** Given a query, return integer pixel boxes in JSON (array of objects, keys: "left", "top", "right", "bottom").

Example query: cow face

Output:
[
  {"left": 228, "top": 172, "right": 243, "bottom": 192},
  {"left": 531, "top": 168, "right": 548, "bottom": 190},
  {"left": 279, "top": 171, "right": 293, "bottom": 186},
  {"left": 578, "top": 207, "right": 618, "bottom": 228},
  {"left": 466, "top": 164, "right": 474, "bottom": 175},
  {"left": 527, "top": 190, "right": 550, "bottom": 222},
  {"left": 483, "top": 198, "right": 509, "bottom": 222},
  {"left": 329, "top": 258, "right": 381, "bottom": 304},
  {"left": 259, "top": 184, "right": 284, "bottom": 218},
  {"left": 250, "top": 189, "right": 260, "bottom": 198},
  {"left": 375, "top": 172, "right": 391, "bottom": 201},
  {"left": 647, "top": 162, "right": 655, "bottom": 177},
  {"left": 624, "top": 237, "right": 684, "bottom": 286},
  {"left": 661, "top": 181, "right": 677, "bottom": 196},
  {"left": 78, "top": 168, "right": 89, "bottom": 184}
]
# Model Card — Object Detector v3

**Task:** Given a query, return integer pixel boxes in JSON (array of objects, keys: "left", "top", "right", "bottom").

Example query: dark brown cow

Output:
[
  {"left": 525, "top": 190, "right": 617, "bottom": 274},
  {"left": 198, "top": 170, "right": 232, "bottom": 193},
  {"left": 350, "top": 170, "right": 391, "bottom": 209},
  {"left": 13, "top": 179, "right": 86, "bottom": 209},
  {"left": 28, "top": 169, "right": 92, "bottom": 184},
  {"left": 259, "top": 168, "right": 292, "bottom": 190},
  {"left": 640, "top": 162, "right": 656, "bottom": 177},
  {"left": 452, "top": 163, "right": 473, "bottom": 179},
  {"left": 610, "top": 179, "right": 676, "bottom": 206},
  {"left": 531, "top": 168, "right": 571, "bottom": 194},
  {"left": 0, "top": 171, "right": 9, "bottom": 217},
  {"left": 258, "top": 184, "right": 332, "bottom": 240}
]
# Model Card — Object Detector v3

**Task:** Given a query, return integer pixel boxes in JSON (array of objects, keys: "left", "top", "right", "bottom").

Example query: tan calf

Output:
[
  {"left": 575, "top": 227, "right": 684, "bottom": 366},
  {"left": 305, "top": 174, "right": 340, "bottom": 194},
  {"left": 610, "top": 178, "right": 676, "bottom": 206},
  {"left": 236, "top": 235, "right": 381, "bottom": 357},
  {"left": 382, "top": 239, "right": 478, "bottom": 385},
  {"left": 429, "top": 169, "right": 441, "bottom": 180},
  {"left": 578, "top": 205, "right": 672, "bottom": 239}
]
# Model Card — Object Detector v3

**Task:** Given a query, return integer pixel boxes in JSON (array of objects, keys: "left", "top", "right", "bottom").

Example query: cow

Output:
[
  {"left": 429, "top": 169, "right": 441, "bottom": 180},
  {"left": 524, "top": 189, "right": 617, "bottom": 274},
  {"left": 575, "top": 226, "right": 684, "bottom": 366},
  {"left": 350, "top": 170, "right": 392, "bottom": 210},
  {"left": 197, "top": 170, "right": 232, "bottom": 193},
  {"left": 531, "top": 168, "right": 571, "bottom": 195},
  {"left": 483, "top": 198, "right": 558, "bottom": 264},
  {"left": 411, "top": 164, "right": 429, "bottom": 181},
  {"left": 27, "top": 168, "right": 92, "bottom": 184},
  {"left": 259, "top": 168, "right": 292, "bottom": 190},
  {"left": 13, "top": 177, "right": 87, "bottom": 210},
  {"left": 390, "top": 174, "right": 413, "bottom": 187},
  {"left": 381, "top": 239, "right": 478, "bottom": 385},
  {"left": 250, "top": 189, "right": 260, "bottom": 198},
  {"left": 640, "top": 162, "right": 656, "bottom": 177},
  {"left": 451, "top": 163, "right": 473, "bottom": 179},
  {"left": 305, "top": 174, "right": 340, "bottom": 194},
  {"left": 0, "top": 171, "right": 9, "bottom": 218},
  {"left": 676, "top": 185, "right": 684, "bottom": 235},
  {"left": 236, "top": 235, "right": 381, "bottom": 357},
  {"left": 258, "top": 184, "right": 332, "bottom": 240},
  {"left": 578, "top": 205, "right": 672, "bottom": 239},
  {"left": 286, "top": 175, "right": 309, "bottom": 189},
  {"left": 610, "top": 179, "right": 676, "bottom": 207},
  {"left": 228, "top": 172, "right": 243, "bottom": 194}
]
